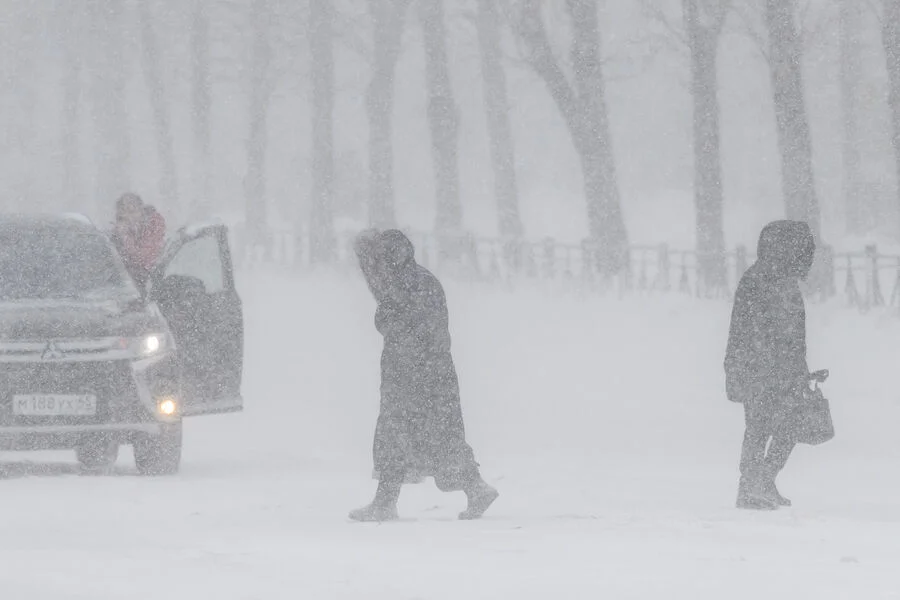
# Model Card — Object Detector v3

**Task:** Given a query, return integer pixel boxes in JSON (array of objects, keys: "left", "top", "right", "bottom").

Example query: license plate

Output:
[{"left": 12, "top": 394, "right": 97, "bottom": 416}]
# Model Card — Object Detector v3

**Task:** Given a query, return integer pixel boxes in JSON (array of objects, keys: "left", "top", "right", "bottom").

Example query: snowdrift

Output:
[{"left": 1, "top": 270, "right": 898, "bottom": 599}]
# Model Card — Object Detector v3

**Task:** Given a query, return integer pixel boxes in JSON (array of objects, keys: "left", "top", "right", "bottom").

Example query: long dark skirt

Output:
[{"left": 372, "top": 349, "right": 479, "bottom": 491}]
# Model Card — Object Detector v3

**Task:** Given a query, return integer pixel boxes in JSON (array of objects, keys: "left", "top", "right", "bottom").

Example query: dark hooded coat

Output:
[
  {"left": 724, "top": 220, "right": 815, "bottom": 414},
  {"left": 355, "top": 230, "right": 478, "bottom": 490}
]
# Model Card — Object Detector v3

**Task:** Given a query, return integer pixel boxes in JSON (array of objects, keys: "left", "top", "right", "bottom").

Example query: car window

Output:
[
  {"left": 164, "top": 234, "right": 224, "bottom": 294},
  {"left": 0, "top": 227, "right": 131, "bottom": 300}
]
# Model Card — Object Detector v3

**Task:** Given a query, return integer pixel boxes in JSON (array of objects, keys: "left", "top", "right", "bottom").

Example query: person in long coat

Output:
[
  {"left": 350, "top": 229, "right": 499, "bottom": 521},
  {"left": 724, "top": 220, "right": 816, "bottom": 510}
]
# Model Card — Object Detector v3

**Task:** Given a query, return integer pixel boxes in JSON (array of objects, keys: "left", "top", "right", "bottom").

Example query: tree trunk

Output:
[
  {"left": 685, "top": 0, "right": 727, "bottom": 293},
  {"left": 138, "top": 1, "right": 178, "bottom": 218},
  {"left": 765, "top": 0, "right": 821, "bottom": 236},
  {"left": 87, "top": 0, "right": 130, "bottom": 216},
  {"left": 566, "top": 0, "right": 628, "bottom": 272},
  {"left": 367, "top": 0, "right": 411, "bottom": 229},
  {"left": 885, "top": 0, "right": 900, "bottom": 234},
  {"left": 61, "top": 2, "right": 83, "bottom": 210},
  {"left": 309, "top": 0, "right": 336, "bottom": 263},
  {"left": 245, "top": 0, "right": 272, "bottom": 249},
  {"left": 475, "top": 0, "right": 523, "bottom": 238},
  {"left": 840, "top": 0, "right": 863, "bottom": 234},
  {"left": 419, "top": 0, "right": 463, "bottom": 236},
  {"left": 191, "top": 0, "right": 212, "bottom": 219},
  {"left": 514, "top": 0, "right": 628, "bottom": 273}
]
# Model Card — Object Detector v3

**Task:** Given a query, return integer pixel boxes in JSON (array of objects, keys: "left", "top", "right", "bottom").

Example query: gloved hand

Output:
[{"left": 809, "top": 369, "right": 829, "bottom": 383}]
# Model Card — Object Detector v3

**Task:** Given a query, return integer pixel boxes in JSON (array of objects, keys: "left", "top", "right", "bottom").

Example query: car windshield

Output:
[{"left": 0, "top": 226, "right": 134, "bottom": 301}]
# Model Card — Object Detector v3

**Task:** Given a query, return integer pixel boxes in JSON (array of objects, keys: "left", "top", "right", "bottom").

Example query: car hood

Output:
[{"left": 0, "top": 298, "right": 163, "bottom": 340}]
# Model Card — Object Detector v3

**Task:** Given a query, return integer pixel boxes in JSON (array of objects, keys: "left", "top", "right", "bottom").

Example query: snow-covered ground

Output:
[{"left": 2, "top": 270, "right": 900, "bottom": 599}]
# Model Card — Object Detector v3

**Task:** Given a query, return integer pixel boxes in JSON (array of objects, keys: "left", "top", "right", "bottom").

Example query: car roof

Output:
[{"left": 0, "top": 213, "right": 100, "bottom": 235}]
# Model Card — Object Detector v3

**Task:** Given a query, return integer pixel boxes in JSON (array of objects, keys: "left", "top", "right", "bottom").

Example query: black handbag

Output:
[{"left": 785, "top": 382, "right": 835, "bottom": 446}]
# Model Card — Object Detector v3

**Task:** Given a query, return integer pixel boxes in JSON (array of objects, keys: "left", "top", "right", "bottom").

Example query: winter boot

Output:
[
  {"left": 762, "top": 474, "right": 791, "bottom": 507},
  {"left": 736, "top": 474, "right": 778, "bottom": 511},
  {"left": 349, "top": 478, "right": 401, "bottom": 522},
  {"left": 762, "top": 449, "right": 793, "bottom": 507},
  {"left": 459, "top": 479, "right": 499, "bottom": 520},
  {"left": 348, "top": 502, "right": 398, "bottom": 522}
]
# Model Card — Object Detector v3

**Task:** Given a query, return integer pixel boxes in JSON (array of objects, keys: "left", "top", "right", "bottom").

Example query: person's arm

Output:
[
  {"left": 769, "top": 287, "right": 811, "bottom": 398},
  {"left": 724, "top": 275, "right": 774, "bottom": 402},
  {"left": 408, "top": 272, "right": 451, "bottom": 353}
]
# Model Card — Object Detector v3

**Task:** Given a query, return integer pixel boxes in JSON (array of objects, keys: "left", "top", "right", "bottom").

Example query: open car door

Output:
[{"left": 151, "top": 223, "right": 243, "bottom": 416}]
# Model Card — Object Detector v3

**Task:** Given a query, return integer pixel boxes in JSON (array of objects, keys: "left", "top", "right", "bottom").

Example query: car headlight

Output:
[{"left": 131, "top": 333, "right": 171, "bottom": 358}]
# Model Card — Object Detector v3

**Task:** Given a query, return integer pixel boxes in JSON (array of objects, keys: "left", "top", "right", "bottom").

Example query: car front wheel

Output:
[
  {"left": 134, "top": 422, "right": 182, "bottom": 476},
  {"left": 76, "top": 435, "right": 119, "bottom": 472}
]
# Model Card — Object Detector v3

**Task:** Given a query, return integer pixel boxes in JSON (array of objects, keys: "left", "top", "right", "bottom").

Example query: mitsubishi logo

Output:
[{"left": 41, "top": 342, "right": 66, "bottom": 361}]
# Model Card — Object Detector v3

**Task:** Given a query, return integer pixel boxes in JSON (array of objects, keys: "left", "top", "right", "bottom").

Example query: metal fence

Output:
[{"left": 233, "top": 224, "right": 900, "bottom": 314}]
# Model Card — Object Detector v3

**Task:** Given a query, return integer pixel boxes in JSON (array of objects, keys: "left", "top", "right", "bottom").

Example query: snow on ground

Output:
[{"left": 2, "top": 269, "right": 900, "bottom": 599}]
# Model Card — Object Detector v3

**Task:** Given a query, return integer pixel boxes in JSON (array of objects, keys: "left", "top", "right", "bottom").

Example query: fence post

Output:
[
  {"left": 657, "top": 244, "right": 671, "bottom": 291},
  {"left": 891, "top": 257, "right": 900, "bottom": 314},
  {"left": 735, "top": 245, "right": 748, "bottom": 279},
  {"left": 523, "top": 242, "right": 537, "bottom": 278},
  {"left": 845, "top": 255, "right": 859, "bottom": 308},
  {"left": 542, "top": 238, "right": 556, "bottom": 280},
  {"left": 488, "top": 242, "right": 502, "bottom": 281},
  {"left": 504, "top": 238, "right": 521, "bottom": 277},
  {"left": 637, "top": 249, "right": 648, "bottom": 291},
  {"left": 464, "top": 232, "right": 480, "bottom": 279},
  {"left": 580, "top": 239, "right": 594, "bottom": 287},
  {"left": 866, "top": 245, "right": 884, "bottom": 307},
  {"left": 820, "top": 244, "right": 836, "bottom": 299},
  {"left": 678, "top": 252, "right": 691, "bottom": 295}
]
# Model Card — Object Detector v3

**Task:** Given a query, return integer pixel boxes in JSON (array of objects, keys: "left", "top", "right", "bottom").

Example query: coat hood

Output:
[
  {"left": 378, "top": 229, "right": 416, "bottom": 271},
  {"left": 756, "top": 220, "right": 815, "bottom": 279}
]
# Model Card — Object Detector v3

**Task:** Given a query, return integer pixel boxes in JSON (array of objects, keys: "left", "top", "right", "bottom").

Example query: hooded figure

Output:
[
  {"left": 725, "top": 220, "right": 816, "bottom": 510},
  {"left": 350, "top": 229, "right": 499, "bottom": 521}
]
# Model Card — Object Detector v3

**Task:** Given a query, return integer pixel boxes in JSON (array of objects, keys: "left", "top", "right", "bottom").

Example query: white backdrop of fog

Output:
[{"left": 0, "top": 0, "right": 896, "bottom": 249}]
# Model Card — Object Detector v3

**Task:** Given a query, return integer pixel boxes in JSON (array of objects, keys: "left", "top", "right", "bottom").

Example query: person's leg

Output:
[
  {"left": 762, "top": 435, "right": 796, "bottom": 506},
  {"left": 431, "top": 449, "right": 499, "bottom": 520},
  {"left": 737, "top": 401, "right": 777, "bottom": 510},
  {"left": 349, "top": 468, "right": 403, "bottom": 522},
  {"left": 459, "top": 472, "right": 499, "bottom": 520}
]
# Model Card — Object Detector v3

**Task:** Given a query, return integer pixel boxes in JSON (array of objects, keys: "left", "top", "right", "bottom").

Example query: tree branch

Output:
[
  {"left": 639, "top": 0, "right": 688, "bottom": 49},
  {"left": 729, "top": 0, "right": 769, "bottom": 64},
  {"left": 864, "top": 0, "right": 883, "bottom": 23},
  {"left": 707, "top": 0, "right": 735, "bottom": 35},
  {"left": 505, "top": 0, "right": 581, "bottom": 134}
]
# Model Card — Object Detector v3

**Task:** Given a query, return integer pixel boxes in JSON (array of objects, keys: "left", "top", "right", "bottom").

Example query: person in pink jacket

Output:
[{"left": 111, "top": 193, "right": 166, "bottom": 287}]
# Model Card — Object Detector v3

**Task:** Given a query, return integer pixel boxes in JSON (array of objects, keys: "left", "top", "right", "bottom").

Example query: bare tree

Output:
[
  {"left": 309, "top": 0, "right": 337, "bottom": 263},
  {"left": 885, "top": 0, "right": 900, "bottom": 230},
  {"left": 245, "top": 0, "right": 274, "bottom": 249},
  {"left": 840, "top": 0, "right": 864, "bottom": 233},
  {"left": 419, "top": 0, "right": 463, "bottom": 238},
  {"left": 476, "top": 0, "right": 523, "bottom": 238},
  {"left": 507, "top": 0, "right": 628, "bottom": 273},
  {"left": 138, "top": 0, "right": 179, "bottom": 217},
  {"left": 61, "top": 1, "right": 84, "bottom": 210},
  {"left": 3, "top": 8, "right": 40, "bottom": 208},
  {"left": 680, "top": 0, "right": 732, "bottom": 292},
  {"left": 86, "top": 0, "right": 130, "bottom": 215},
  {"left": 191, "top": 0, "right": 212, "bottom": 218},
  {"left": 368, "top": 0, "right": 413, "bottom": 229},
  {"left": 637, "top": 0, "right": 731, "bottom": 291},
  {"left": 765, "top": 0, "right": 821, "bottom": 236}
]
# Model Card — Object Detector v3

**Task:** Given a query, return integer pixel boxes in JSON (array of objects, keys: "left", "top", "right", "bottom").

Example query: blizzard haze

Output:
[{"left": 1, "top": 0, "right": 900, "bottom": 598}]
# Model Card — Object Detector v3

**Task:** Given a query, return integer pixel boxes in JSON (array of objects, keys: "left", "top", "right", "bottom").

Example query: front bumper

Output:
[
  {"left": 0, "top": 423, "right": 164, "bottom": 451},
  {"left": 0, "top": 349, "right": 180, "bottom": 450}
]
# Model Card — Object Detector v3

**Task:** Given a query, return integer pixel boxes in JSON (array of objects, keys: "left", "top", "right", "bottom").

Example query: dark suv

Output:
[{"left": 0, "top": 214, "right": 243, "bottom": 474}]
